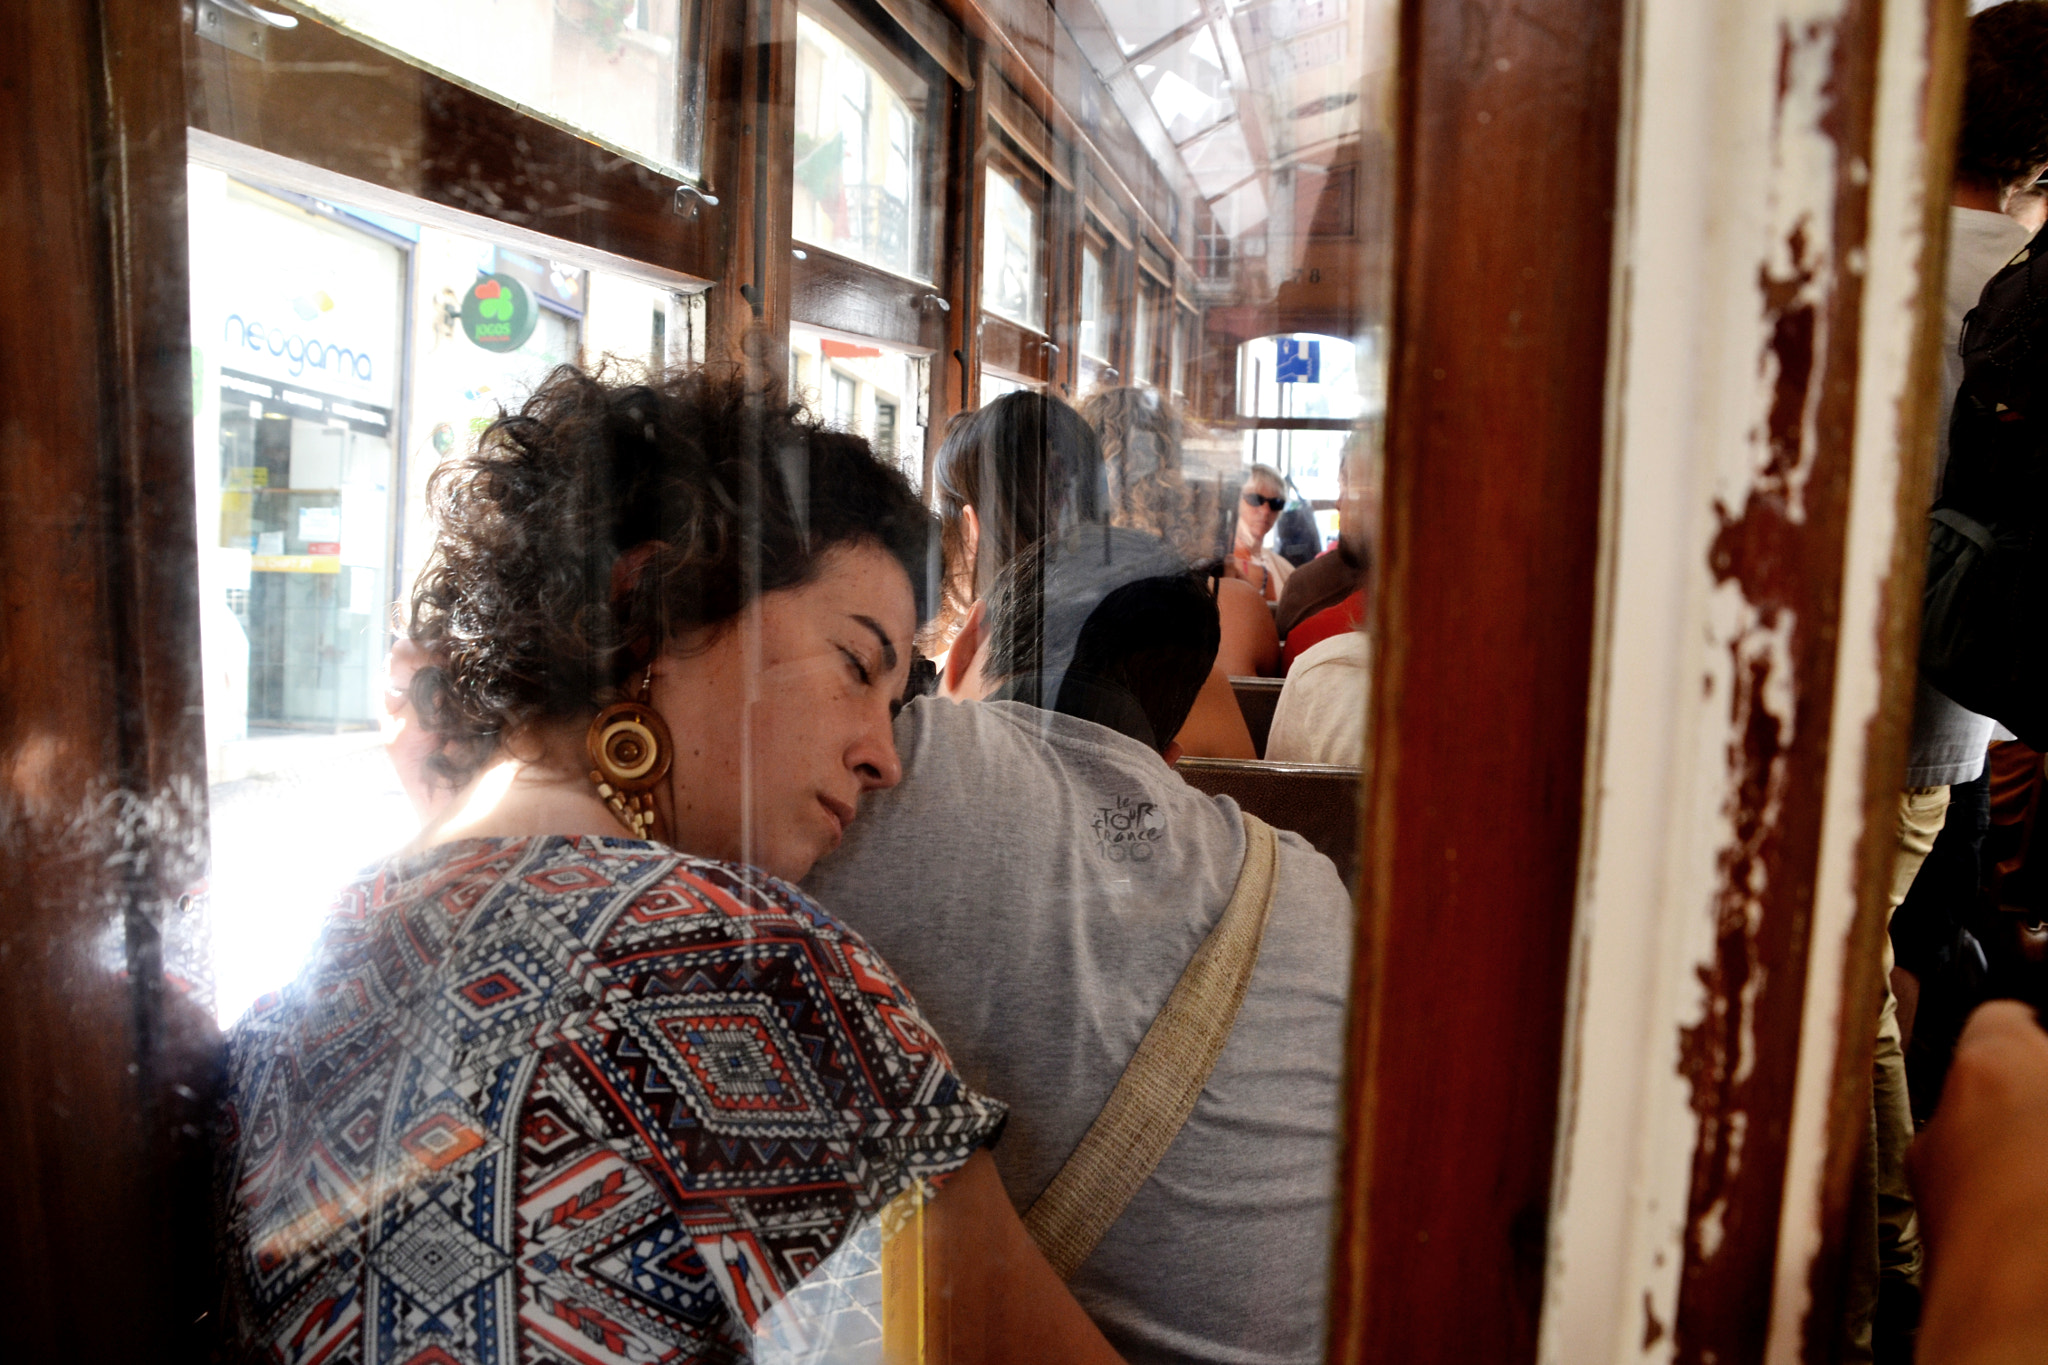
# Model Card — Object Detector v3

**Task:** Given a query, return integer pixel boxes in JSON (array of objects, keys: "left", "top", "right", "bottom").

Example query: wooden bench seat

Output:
[{"left": 1176, "top": 755, "right": 1361, "bottom": 892}]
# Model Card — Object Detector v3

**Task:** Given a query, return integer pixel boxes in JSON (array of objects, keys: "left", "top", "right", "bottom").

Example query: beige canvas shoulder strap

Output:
[{"left": 1022, "top": 811, "right": 1282, "bottom": 1279}]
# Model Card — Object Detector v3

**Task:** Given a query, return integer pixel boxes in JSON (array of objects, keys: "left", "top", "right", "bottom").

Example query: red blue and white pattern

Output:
[{"left": 220, "top": 836, "right": 1003, "bottom": 1365}]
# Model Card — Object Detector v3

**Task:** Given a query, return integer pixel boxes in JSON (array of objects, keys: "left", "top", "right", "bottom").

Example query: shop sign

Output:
[
  {"left": 210, "top": 181, "right": 405, "bottom": 410},
  {"left": 252, "top": 554, "right": 341, "bottom": 574},
  {"left": 461, "top": 274, "right": 539, "bottom": 352}
]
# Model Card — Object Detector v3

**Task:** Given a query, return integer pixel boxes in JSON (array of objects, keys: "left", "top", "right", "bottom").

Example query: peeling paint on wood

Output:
[{"left": 1667, "top": 4, "right": 1881, "bottom": 1362}]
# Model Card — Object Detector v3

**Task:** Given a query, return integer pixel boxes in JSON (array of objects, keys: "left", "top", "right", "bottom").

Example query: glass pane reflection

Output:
[
  {"left": 982, "top": 157, "right": 1044, "bottom": 331},
  {"left": 172, "top": 0, "right": 1398, "bottom": 1351},
  {"left": 292, "top": 0, "right": 700, "bottom": 176},
  {"left": 1135, "top": 23, "right": 1234, "bottom": 145},
  {"left": 793, "top": 6, "right": 932, "bottom": 280}
]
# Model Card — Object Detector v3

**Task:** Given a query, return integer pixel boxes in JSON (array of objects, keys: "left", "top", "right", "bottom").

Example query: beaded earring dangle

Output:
[{"left": 586, "top": 667, "right": 673, "bottom": 840}]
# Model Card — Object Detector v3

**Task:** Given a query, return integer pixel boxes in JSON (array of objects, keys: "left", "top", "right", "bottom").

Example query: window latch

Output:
[
  {"left": 915, "top": 293, "right": 951, "bottom": 314},
  {"left": 673, "top": 185, "right": 720, "bottom": 220}
]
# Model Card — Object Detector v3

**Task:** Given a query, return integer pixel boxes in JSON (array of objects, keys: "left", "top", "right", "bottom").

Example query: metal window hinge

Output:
[{"left": 194, "top": 0, "right": 296, "bottom": 59}]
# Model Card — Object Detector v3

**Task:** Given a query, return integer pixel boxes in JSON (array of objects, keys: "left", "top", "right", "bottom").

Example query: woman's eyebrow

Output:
[{"left": 851, "top": 614, "right": 898, "bottom": 671}]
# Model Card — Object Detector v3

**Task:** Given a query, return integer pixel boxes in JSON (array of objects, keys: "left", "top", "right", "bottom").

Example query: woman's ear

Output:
[
  {"left": 960, "top": 503, "right": 981, "bottom": 593},
  {"left": 941, "top": 600, "right": 989, "bottom": 699}
]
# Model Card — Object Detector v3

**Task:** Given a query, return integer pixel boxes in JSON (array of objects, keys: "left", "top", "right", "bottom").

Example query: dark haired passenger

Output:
[
  {"left": 807, "top": 526, "right": 1352, "bottom": 1365},
  {"left": 934, "top": 389, "right": 1108, "bottom": 611},
  {"left": 217, "top": 366, "right": 1123, "bottom": 1365},
  {"left": 937, "top": 389, "right": 1258, "bottom": 756}
]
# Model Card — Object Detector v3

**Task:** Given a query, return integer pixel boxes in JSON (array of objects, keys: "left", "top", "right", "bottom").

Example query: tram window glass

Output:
[
  {"left": 1079, "top": 238, "right": 1106, "bottom": 363},
  {"left": 792, "top": 3, "right": 935, "bottom": 280},
  {"left": 1172, "top": 303, "right": 1197, "bottom": 402},
  {"left": 139, "top": 0, "right": 1401, "bottom": 1347},
  {"left": 1078, "top": 225, "right": 1115, "bottom": 393},
  {"left": 1133, "top": 272, "right": 1168, "bottom": 387},
  {"left": 291, "top": 0, "right": 703, "bottom": 177},
  {"left": 982, "top": 145, "right": 1047, "bottom": 332},
  {"left": 1236, "top": 333, "right": 1379, "bottom": 505}
]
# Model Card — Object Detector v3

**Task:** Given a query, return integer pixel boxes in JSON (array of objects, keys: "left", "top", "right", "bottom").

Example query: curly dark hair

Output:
[
  {"left": 1960, "top": 2, "right": 2048, "bottom": 188},
  {"left": 408, "top": 363, "right": 935, "bottom": 781}
]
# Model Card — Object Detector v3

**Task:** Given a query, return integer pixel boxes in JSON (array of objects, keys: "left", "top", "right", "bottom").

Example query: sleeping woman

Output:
[{"left": 215, "top": 365, "right": 1122, "bottom": 1364}]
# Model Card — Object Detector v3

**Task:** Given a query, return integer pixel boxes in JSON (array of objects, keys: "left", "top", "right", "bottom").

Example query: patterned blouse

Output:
[{"left": 220, "top": 837, "right": 1005, "bottom": 1364}]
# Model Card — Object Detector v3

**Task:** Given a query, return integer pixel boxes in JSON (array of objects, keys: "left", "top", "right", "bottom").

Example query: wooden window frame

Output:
[{"left": 185, "top": 2, "right": 742, "bottom": 322}]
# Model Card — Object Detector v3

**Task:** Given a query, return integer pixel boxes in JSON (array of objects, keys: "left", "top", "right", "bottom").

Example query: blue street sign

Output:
[{"left": 1275, "top": 336, "right": 1320, "bottom": 383}]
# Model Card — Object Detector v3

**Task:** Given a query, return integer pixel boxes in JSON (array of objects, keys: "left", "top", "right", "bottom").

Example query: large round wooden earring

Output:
[{"left": 587, "top": 672, "right": 672, "bottom": 841}]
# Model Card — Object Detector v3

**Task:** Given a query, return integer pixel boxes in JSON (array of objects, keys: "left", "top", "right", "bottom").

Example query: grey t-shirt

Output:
[
  {"left": 805, "top": 697, "right": 1353, "bottom": 1365},
  {"left": 1907, "top": 206, "right": 2030, "bottom": 785}
]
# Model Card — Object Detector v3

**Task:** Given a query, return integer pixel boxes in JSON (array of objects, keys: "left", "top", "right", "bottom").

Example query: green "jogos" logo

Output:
[{"left": 460, "top": 273, "right": 538, "bottom": 352}]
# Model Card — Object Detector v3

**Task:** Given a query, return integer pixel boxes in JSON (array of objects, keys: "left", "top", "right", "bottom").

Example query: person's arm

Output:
[
  {"left": 1170, "top": 663, "right": 1257, "bottom": 759},
  {"left": 1911, "top": 1001, "right": 2048, "bottom": 1363},
  {"left": 1214, "top": 575, "right": 1280, "bottom": 677},
  {"left": 887, "top": 1150, "right": 1125, "bottom": 1364}
]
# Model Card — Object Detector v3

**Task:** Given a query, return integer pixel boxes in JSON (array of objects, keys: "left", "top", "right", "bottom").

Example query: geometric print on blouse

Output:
[{"left": 219, "top": 836, "right": 1005, "bottom": 1365}]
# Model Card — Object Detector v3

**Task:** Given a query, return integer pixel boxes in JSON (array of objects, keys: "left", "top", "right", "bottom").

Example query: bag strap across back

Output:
[{"left": 1022, "top": 810, "right": 1282, "bottom": 1279}]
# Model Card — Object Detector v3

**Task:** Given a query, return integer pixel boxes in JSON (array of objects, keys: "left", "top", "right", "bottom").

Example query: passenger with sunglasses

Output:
[{"left": 1227, "top": 463, "right": 1295, "bottom": 604}]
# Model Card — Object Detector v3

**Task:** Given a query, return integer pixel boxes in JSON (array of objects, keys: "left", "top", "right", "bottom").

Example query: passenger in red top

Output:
[{"left": 1275, "top": 432, "right": 1376, "bottom": 672}]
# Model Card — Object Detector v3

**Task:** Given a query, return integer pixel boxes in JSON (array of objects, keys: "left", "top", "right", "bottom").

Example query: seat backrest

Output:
[
  {"left": 1175, "top": 755, "right": 1360, "bottom": 891},
  {"left": 1230, "top": 676, "right": 1284, "bottom": 758}
]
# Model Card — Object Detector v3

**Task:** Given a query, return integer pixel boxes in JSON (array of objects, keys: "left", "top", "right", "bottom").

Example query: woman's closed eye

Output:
[{"left": 838, "top": 645, "right": 874, "bottom": 687}]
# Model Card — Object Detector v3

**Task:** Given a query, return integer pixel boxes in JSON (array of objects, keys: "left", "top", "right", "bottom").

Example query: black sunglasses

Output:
[{"left": 1242, "top": 491, "right": 1286, "bottom": 511}]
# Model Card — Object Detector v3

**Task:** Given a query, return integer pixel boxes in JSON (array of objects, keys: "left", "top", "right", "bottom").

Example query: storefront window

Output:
[
  {"left": 190, "top": 167, "right": 710, "bottom": 1023},
  {"left": 292, "top": 0, "right": 702, "bottom": 177},
  {"left": 790, "top": 325, "right": 928, "bottom": 483},
  {"left": 793, "top": 4, "right": 933, "bottom": 281}
]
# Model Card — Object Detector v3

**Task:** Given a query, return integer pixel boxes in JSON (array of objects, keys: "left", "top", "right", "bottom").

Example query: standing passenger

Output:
[
  {"left": 1856, "top": 6, "right": 2048, "bottom": 1359},
  {"left": 807, "top": 526, "right": 1352, "bottom": 1365}
]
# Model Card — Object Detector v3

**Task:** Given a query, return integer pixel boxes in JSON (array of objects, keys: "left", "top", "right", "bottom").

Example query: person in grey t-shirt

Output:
[{"left": 806, "top": 527, "right": 1352, "bottom": 1365}]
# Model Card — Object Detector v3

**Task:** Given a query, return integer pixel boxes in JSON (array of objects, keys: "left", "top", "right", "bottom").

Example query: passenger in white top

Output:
[
  {"left": 806, "top": 526, "right": 1352, "bottom": 1365},
  {"left": 1265, "top": 629, "right": 1370, "bottom": 767}
]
